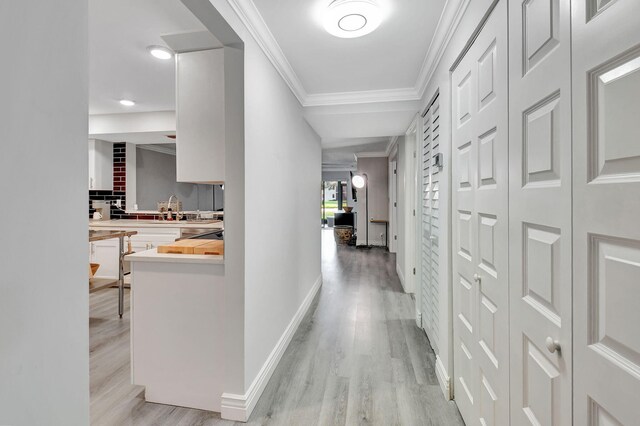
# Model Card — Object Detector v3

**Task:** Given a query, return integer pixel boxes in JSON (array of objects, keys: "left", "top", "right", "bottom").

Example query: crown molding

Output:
[
  {"left": 385, "top": 136, "right": 399, "bottom": 156},
  {"left": 415, "top": 0, "right": 471, "bottom": 100},
  {"left": 304, "top": 87, "right": 419, "bottom": 107},
  {"left": 355, "top": 151, "right": 388, "bottom": 159},
  {"left": 226, "top": 0, "right": 307, "bottom": 105},
  {"left": 228, "top": 0, "right": 469, "bottom": 107},
  {"left": 322, "top": 164, "right": 357, "bottom": 172}
]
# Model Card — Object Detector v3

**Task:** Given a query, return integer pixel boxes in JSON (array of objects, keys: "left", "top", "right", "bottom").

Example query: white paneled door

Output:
[
  {"left": 508, "top": 0, "right": 573, "bottom": 424},
  {"left": 451, "top": 1, "right": 509, "bottom": 424},
  {"left": 572, "top": 0, "right": 640, "bottom": 424}
]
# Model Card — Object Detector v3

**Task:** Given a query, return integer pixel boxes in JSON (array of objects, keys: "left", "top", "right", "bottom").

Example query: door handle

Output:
[
  {"left": 545, "top": 337, "right": 561, "bottom": 354},
  {"left": 473, "top": 273, "right": 481, "bottom": 282}
]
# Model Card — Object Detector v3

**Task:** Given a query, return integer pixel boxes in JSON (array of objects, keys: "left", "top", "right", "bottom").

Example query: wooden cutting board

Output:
[
  {"left": 193, "top": 240, "right": 224, "bottom": 255},
  {"left": 157, "top": 239, "right": 212, "bottom": 254}
]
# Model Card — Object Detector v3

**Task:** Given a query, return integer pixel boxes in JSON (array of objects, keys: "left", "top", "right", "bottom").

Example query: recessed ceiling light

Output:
[
  {"left": 324, "top": 0, "right": 382, "bottom": 38},
  {"left": 147, "top": 45, "right": 173, "bottom": 60},
  {"left": 119, "top": 99, "right": 135, "bottom": 106}
]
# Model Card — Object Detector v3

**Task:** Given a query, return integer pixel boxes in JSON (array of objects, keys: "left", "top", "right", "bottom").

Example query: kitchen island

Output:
[
  {"left": 126, "top": 248, "right": 224, "bottom": 412},
  {"left": 88, "top": 219, "right": 223, "bottom": 281},
  {"left": 90, "top": 219, "right": 223, "bottom": 230}
]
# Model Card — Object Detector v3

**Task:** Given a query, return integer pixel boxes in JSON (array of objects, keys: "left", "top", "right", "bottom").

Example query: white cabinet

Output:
[
  {"left": 89, "top": 228, "right": 181, "bottom": 280},
  {"left": 90, "top": 240, "right": 119, "bottom": 279},
  {"left": 176, "top": 47, "right": 243, "bottom": 184},
  {"left": 88, "top": 139, "right": 113, "bottom": 191},
  {"left": 130, "top": 232, "right": 180, "bottom": 252}
]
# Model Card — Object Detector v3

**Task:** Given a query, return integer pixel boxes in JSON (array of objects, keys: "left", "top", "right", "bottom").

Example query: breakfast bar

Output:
[{"left": 126, "top": 245, "right": 225, "bottom": 411}]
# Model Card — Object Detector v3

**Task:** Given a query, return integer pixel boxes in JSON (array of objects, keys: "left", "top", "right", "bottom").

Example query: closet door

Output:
[
  {"left": 508, "top": 1, "right": 573, "bottom": 425},
  {"left": 451, "top": 1, "right": 509, "bottom": 424},
  {"left": 420, "top": 95, "right": 440, "bottom": 351},
  {"left": 572, "top": 0, "right": 640, "bottom": 424}
]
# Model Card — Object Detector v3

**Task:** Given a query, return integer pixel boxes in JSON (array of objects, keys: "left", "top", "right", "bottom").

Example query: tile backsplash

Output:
[{"left": 88, "top": 143, "right": 128, "bottom": 219}]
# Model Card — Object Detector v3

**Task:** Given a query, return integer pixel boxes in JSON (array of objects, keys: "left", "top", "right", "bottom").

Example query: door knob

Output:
[
  {"left": 473, "top": 273, "right": 481, "bottom": 282},
  {"left": 545, "top": 337, "right": 561, "bottom": 354}
]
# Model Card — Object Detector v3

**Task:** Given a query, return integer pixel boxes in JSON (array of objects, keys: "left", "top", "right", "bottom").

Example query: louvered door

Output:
[{"left": 421, "top": 94, "right": 441, "bottom": 351}]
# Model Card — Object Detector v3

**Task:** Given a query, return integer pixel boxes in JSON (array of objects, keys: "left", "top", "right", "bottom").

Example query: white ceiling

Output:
[
  {"left": 89, "top": 0, "right": 205, "bottom": 115},
  {"left": 251, "top": 0, "right": 446, "bottom": 95},
  {"left": 322, "top": 139, "right": 390, "bottom": 168},
  {"left": 89, "top": 0, "right": 453, "bottom": 166}
]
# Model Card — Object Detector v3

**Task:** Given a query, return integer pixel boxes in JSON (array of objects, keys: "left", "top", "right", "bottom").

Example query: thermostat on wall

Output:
[{"left": 434, "top": 153, "right": 444, "bottom": 169}]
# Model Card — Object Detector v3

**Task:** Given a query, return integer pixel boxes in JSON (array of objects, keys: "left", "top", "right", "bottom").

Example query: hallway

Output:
[
  {"left": 89, "top": 229, "right": 463, "bottom": 425},
  {"left": 248, "top": 229, "right": 463, "bottom": 424}
]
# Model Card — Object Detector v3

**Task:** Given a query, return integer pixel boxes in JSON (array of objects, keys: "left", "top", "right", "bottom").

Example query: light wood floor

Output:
[{"left": 90, "top": 229, "right": 464, "bottom": 425}]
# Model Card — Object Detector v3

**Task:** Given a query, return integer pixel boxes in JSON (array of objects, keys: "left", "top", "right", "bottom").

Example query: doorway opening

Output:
[{"left": 321, "top": 180, "right": 347, "bottom": 227}]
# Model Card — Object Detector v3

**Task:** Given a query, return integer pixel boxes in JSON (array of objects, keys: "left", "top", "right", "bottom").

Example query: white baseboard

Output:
[
  {"left": 396, "top": 262, "right": 405, "bottom": 290},
  {"left": 220, "top": 274, "right": 323, "bottom": 422},
  {"left": 356, "top": 238, "right": 386, "bottom": 246},
  {"left": 435, "top": 355, "right": 452, "bottom": 400}
]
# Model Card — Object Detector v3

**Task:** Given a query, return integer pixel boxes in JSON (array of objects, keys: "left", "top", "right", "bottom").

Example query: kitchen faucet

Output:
[{"left": 166, "top": 194, "right": 182, "bottom": 221}]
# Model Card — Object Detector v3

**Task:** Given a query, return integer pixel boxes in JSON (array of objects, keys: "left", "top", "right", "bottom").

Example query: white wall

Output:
[
  {"left": 135, "top": 147, "right": 217, "bottom": 211},
  {"left": 243, "top": 38, "right": 322, "bottom": 390},
  {"left": 415, "top": 0, "right": 496, "bottom": 397},
  {"left": 355, "top": 157, "right": 389, "bottom": 246},
  {"left": 89, "top": 111, "right": 176, "bottom": 136},
  {"left": 0, "top": 1, "right": 89, "bottom": 424},
  {"left": 185, "top": 1, "right": 322, "bottom": 419}
]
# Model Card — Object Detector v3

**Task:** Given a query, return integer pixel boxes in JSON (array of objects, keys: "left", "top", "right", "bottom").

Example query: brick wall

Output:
[
  {"left": 89, "top": 143, "right": 166, "bottom": 220},
  {"left": 113, "top": 143, "right": 126, "bottom": 192},
  {"left": 88, "top": 143, "right": 128, "bottom": 219}
]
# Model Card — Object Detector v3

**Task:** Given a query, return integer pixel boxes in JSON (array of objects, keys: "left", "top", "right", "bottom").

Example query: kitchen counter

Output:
[
  {"left": 90, "top": 219, "right": 223, "bottom": 229},
  {"left": 126, "top": 248, "right": 223, "bottom": 265},
  {"left": 128, "top": 247, "right": 225, "bottom": 412},
  {"left": 124, "top": 210, "right": 224, "bottom": 216},
  {"left": 89, "top": 229, "right": 137, "bottom": 242}
]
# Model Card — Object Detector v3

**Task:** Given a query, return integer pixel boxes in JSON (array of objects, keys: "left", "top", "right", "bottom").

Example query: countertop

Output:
[
  {"left": 89, "top": 229, "right": 138, "bottom": 242},
  {"left": 123, "top": 210, "right": 224, "bottom": 216},
  {"left": 126, "top": 248, "right": 224, "bottom": 265},
  {"left": 90, "top": 219, "right": 223, "bottom": 229}
]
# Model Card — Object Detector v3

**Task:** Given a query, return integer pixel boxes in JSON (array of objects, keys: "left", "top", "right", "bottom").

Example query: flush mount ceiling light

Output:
[
  {"left": 147, "top": 45, "right": 173, "bottom": 60},
  {"left": 119, "top": 99, "right": 135, "bottom": 106},
  {"left": 324, "top": 0, "right": 382, "bottom": 38}
]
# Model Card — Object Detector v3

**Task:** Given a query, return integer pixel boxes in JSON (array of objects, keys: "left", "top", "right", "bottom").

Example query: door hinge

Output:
[
  {"left": 394, "top": 235, "right": 397, "bottom": 240},
  {"left": 413, "top": 151, "right": 417, "bottom": 158},
  {"left": 413, "top": 209, "right": 416, "bottom": 216},
  {"left": 394, "top": 202, "right": 397, "bottom": 207},
  {"left": 413, "top": 267, "right": 416, "bottom": 275},
  {"left": 394, "top": 169, "right": 397, "bottom": 174}
]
